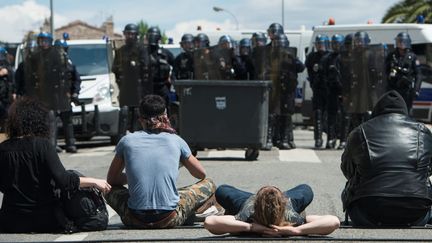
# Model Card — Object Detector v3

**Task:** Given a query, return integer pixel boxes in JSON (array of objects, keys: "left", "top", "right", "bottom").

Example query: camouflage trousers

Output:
[{"left": 105, "top": 178, "right": 216, "bottom": 228}]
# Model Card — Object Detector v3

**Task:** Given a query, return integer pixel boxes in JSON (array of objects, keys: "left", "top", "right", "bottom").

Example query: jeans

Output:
[{"left": 215, "top": 184, "right": 314, "bottom": 215}]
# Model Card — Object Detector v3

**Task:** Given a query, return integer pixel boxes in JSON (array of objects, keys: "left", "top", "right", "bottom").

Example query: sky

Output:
[{"left": 0, "top": 0, "right": 402, "bottom": 43}]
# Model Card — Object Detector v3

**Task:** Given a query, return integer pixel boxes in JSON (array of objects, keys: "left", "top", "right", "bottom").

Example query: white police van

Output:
[
  {"left": 306, "top": 23, "right": 432, "bottom": 123},
  {"left": 66, "top": 39, "right": 120, "bottom": 144}
]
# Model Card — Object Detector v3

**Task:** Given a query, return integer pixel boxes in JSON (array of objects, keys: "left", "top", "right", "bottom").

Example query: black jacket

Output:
[{"left": 341, "top": 90, "right": 432, "bottom": 210}]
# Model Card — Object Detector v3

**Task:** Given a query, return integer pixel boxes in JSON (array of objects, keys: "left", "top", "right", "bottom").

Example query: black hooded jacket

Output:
[{"left": 341, "top": 90, "right": 432, "bottom": 211}]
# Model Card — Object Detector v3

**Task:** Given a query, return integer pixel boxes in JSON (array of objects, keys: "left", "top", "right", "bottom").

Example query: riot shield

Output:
[
  {"left": 252, "top": 46, "right": 269, "bottom": 80},
  {"left": 112, "top": 41, "right": 150, "bottom": 107},
  {"left": 209, "top": 45, "right": 235, "bottom": 80},
  {"left": 347, "top": 46, "right": 373, "bottom": 114},
  {"left": 368, "top": 44, "right": 388, "bottom": 107},
  {"left": 340, "top": 49, "right": 354, "bottom": 112},
  {"left": 193, "top": 45, "right": 215, "bottom": 80}
]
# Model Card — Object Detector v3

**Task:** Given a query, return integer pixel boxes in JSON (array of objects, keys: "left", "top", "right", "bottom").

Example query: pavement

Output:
[{"left": 1, "top": 129, "right": 432, "bottom": 242}]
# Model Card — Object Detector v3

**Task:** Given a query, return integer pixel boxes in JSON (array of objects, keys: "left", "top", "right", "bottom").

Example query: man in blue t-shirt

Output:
[{"left": 106, "top": 94, "right": 216, "bottom": 228}]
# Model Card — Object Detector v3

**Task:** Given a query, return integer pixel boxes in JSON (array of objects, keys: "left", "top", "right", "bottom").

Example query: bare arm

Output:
[
  {"left": 182, "top": 154, "right": 206, "bottom": 180},
  {"left": 79, "top": 177, "right": 111, "bottom": 194},
  {"left": 204, "top": 215, "right": 278, "bottom": 236},
  {"left": 271, "top": 215, "right": 340, "bottom": 236},
  {"left": 107, "top": 155, "right": 127, "bottom": 186}
]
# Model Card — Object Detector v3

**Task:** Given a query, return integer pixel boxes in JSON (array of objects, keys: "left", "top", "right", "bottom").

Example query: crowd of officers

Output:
[
  {"left": 0, "top": 32, "right": 81, "bottom": 153},
  {"left": 306, "top": 31, "right": 420, "bottom": 150},
  {"left": 0, "top": 22, "right": 420, "bottom": 153},
  {"left": 115, "top": 22, "right": 305, "bottom": 151}
]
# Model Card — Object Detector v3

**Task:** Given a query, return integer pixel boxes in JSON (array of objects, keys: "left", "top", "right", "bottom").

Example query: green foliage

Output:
[
  {"left": 382, "top": 0, "right": 432, "bottom": 23},
  {"left": 136, "top": 20, "right": 169, "bottom": 44}
]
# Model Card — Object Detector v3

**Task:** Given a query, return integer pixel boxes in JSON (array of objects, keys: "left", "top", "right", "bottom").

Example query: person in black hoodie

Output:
[{"left": 341, "top": 90, "right": 432, "bottom": 227}]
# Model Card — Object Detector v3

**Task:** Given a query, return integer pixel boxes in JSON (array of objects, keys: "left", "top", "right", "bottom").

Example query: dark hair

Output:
[
  {"left": 139, "top": 95, "right": 166, "bottom": 118},
  {"left": 6, "top": 98, "right": 50, "bottom": 138}
]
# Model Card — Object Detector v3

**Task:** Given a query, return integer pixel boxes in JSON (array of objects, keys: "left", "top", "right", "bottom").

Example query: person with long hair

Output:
[
  {"left": 204, "top": 184, "right": 339, "bottom": 236},
  {"left": 0, "top": 98, "right": 111, "bottom": 233},
  {"left": 106, "top": 94, "right": 217, "bottom": 228}
]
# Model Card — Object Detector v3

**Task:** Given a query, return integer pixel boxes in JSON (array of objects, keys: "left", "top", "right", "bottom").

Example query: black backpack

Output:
[{"left": 60, "top": 171, "right": 109, "bottom": 232}]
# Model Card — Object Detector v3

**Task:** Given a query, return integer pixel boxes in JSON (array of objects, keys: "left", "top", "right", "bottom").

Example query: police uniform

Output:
[
  {"left": 173, "top": 51, "right": 194, "bottom": 80},
  {"left": 385, "top": 49, "right": 419, "bottom": 112}
]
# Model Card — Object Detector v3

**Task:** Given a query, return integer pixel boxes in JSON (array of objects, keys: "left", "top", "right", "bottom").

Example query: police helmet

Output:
[
  {"left": 267, "top": 23, "right": 284, "bottom": 39},
  {"left": 123, "top": 23, "right": 138, "bottom": 33},
  {"left": 54, "top": 39, "right": 68, "bottom": 48},
  {"left": 315, "top": 34, "right": 330, "bottom": 51},
  {"left": 62, "top": 32, "right": 70, "bottom": 40},
  {"left": 353, "top": 31, "right": 370, "bottom": 48},
  {"left": 251, "top": 32, "right": 267, "bottom": 48},
  {"left": 180, "top": 33, "right": 194, "bottom": 51},
  {"left": 0, "top": 47, "right": 7, "bottom": 55},
  {"left": 239, "top": 38, "right": 251, "bottom": 55},
  {"left": 194, "top": 33, "right": 210, "bottom": 48},
  {"left": 37, "top": 32, "right": 53, "bottom": 46},
  {"left": 146, "top": 26, "right": 161, "bottom": 46},
  {"left": 331, "top": 34, "right": 344, "bottom": 52},
  {"left": 344, "top": 33, "right": 353, "bottom": 48},
  {"left": 272, "top": 33, "right": 289, "bottom": 48},
  {"left": 395, "top": 32, "right": 411, "bottom": 49},
  {"left": 218, "top": 35, "right": 234, "bottom": 49}
]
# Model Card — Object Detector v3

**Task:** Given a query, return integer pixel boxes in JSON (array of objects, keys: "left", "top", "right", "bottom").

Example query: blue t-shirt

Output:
[{"left": 115, "top": 131, "right": 192, "bottom": 211}]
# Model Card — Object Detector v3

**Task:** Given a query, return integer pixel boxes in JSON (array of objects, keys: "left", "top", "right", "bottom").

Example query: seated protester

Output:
[
  {"left": 0, "top": 98, "right": 111, "bottom": 233},
  {"left": 106, "top": 94, "right": 216, "bottom": 228},
  {"left": 204, "top": 184, "right": 339, "bottom": 236},
  {"left": 341, "top": 90, "right": 432, "bottom": 227}
]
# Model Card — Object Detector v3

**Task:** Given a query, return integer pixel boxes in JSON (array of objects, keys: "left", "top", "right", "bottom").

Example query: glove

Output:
[{"left": 71, "top": 93, "right": 80, "bottom": 106}]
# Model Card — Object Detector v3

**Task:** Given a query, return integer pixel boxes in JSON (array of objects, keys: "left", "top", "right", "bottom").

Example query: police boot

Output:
[
  {"left": 314, "top": 110, "right": 323, "bottom": 149},
  {"left": 326, "top": 115, "right": 337, "bottom": 149},
  {"left": 337, "top": 114, "right": 350, "bottom": 150},
  {"left": 48, "top": 110, "right": 62, "bottom": 153},
  {"left": 118, "top": 106, "right": 129, "bottom": 138},
  {"left": 263, "top": 114, "right": 276, "bottom": 150},
  {"left": 278, "top": 115, "right": 290, "bottom": 150},
  {"left": 272, "top": 115, "right": 281, "bottom": 147},
  {"left": 64, "top": 123, "right": 77, "bottom": 153},
  {"left": 285, "top": 114, "right": 296, "bottom": 149}
]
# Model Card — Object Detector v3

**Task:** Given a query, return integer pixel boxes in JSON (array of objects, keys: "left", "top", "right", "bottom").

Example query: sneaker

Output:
[{"left": 195, "top": 205, "right": 225, "bottom": 222}]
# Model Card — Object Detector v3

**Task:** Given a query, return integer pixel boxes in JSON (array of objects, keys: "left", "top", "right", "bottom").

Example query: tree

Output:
[
  {"left": 136, "top": 20, "right": 169, "bottom": 44},
  {"left": 382, "top": 0, "right": 432, "bottom": 23}
]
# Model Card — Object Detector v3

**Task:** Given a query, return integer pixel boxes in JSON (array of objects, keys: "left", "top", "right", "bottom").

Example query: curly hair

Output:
[
  {"left": 6, "top": 97, "right": 50, "bottom": 138},
  {"left": 253, "top": 186, "right": 289, "bottom": 227}
]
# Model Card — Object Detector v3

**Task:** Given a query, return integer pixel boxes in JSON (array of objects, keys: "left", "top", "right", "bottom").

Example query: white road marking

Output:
[
  {"left": 279, "top": 148, "right": 322, "bottom": 163},
  {"left": 206, "top": 150, "right": 245, "bottom": 158},
  {"left": 54, "top": 233, "right": 88, "bottom": 242}
]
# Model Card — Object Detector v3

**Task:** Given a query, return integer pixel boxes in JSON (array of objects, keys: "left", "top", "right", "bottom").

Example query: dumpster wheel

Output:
[{"left": 245, "top": 148, "right": 259, "bottom": 161}]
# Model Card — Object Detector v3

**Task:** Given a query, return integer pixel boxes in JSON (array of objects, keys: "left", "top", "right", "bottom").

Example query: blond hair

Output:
[{"left": 253, "top": 186, "right": 290, "bottom": 226}]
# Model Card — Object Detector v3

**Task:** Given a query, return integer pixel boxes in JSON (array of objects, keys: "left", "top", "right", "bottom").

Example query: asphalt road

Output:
[{"left": 1, "top": 129, "right": 432, "bottom": 242}]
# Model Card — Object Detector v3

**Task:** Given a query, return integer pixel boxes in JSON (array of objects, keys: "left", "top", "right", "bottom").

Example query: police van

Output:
[
  {"left": 15, "top": 39, "right": 121, "bottom": 144},
  {"left": 306, "top": 23, "right": 432, "bottom": 123}
]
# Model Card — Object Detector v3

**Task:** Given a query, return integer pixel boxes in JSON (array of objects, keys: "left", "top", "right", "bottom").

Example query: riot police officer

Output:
[
  {"left": 323, "top": 34, "right": 346, "bottom": 149},
  {"left": 0, "top": 47, "right": 14, "bottom": 131},
  {"left": 236, "top": 38, "right": 255, "bottom": 80},
  {"left": 385, "top": 32, "right": 419, "bottom": 112},
  {"left": 112, "top": 23, "right": 151, "bottom": 137},
  {"left": 212, "top": 35, "right": 239, "bottom": 80},
  {"left": 30, "top": 32, "right": 77, "bottom": 153},
  {"left": 173, "top": 33, "right": 194, "bottom": 80},
  {"left": 265, "top": 33, "right": 304, "bottom": 150},
  {"left": 147, "top": 26, "right": 175, "bottom": 109},
  {"left": 305, "top": 34, "right": 330, "bottom": 149}
]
